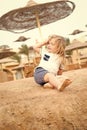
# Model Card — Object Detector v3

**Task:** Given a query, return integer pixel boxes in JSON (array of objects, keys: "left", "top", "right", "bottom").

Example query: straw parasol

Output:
[
  {"left": 65, "top": 40, "right": 87, "bottom": 51},
  {"left": 70, "top": 29, "right": 84, "bottom": 35},
  {"left": 0, "top": 0, "right": 75, "bottom": 36},
  {"left": 14, "top": 36, "right": 30, "bottom": 42},
  {"left": 0, "top": 58, "right": 16, "bottom": 70},
  {"left": 0, "top": 58, "right": 16, "bottom": 64},
  {"left": 0, "top": 50, "right": 16, "bottom": 59},
  {"left": 65, "top": 40, "right": 87, "bottom": 67}
]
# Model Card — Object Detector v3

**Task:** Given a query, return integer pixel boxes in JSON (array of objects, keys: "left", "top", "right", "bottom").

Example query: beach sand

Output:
[{"left": 0, "top": 68, "right": 87, "bottom": 130}]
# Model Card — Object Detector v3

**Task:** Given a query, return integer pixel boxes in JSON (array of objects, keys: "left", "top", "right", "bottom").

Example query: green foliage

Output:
[
  {"left": 18, "top": 44, "right": 29, "bottom": 62},
  {"left": 66, "top": 50, "right": 72, "bottom": 56},
  {"left": 65, "top": 38, "right": 70, "bottom": 46},
  {"left": 19, "top": 44, "right": 29, "bottom": 56},
  {"left": 10, "top": 53, "right": 21, "bottom": 64},
  {"left": 65, "top": 38, "right": 72, "bottom": 56}
]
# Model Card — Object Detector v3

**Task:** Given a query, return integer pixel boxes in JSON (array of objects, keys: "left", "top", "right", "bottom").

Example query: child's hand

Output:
[
  {"left": 57, "top": 69, "right": 63, "bottom": 75},
  {"left": 42, "top": 38, "right": 49, "bottom": 45}
]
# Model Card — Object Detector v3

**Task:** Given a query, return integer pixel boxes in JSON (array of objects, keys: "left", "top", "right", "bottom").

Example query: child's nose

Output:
[
  {"left": 48, "top": 43, "right": 51, "bottom": 47},
  {"left": 47, "top": 44, "right": 50, "bottom": 48}
]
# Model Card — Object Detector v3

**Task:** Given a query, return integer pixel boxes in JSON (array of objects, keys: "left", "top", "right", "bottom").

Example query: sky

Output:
[{"left": 0, "top": 0, "right": 87, "bottom": 51}]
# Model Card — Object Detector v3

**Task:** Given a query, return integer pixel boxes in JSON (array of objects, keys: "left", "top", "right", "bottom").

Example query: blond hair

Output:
[
  {"left": 48, "top": 34, "right": 66, "bottom": 65},
  {"left": 48, "top": 34, "right": 66, "bottom": 57}
]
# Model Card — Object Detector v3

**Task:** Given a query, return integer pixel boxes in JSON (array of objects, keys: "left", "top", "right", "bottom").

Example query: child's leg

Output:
[
  {"left": 56, "top": 76, "right": 72, "bottom": 91},
  {"left": 44, "top": 73, "right": 62, "bottom": 89},
  {"left": 44, "top": 73, "right": 72, "bottom": 91}
]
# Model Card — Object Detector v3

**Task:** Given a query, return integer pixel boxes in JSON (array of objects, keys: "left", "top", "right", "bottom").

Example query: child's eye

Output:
[
  {"left": 51, "top": 42, "right": 55, "bottom": 45},
  {"left": 47, "top": 42, "right": 49, "bottom": 44}
]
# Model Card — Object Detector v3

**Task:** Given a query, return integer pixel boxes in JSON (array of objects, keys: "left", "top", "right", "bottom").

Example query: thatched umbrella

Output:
[
  {"left": 0, "top": 0, "right": 75, "bottom": 37},
  {"left": 70, "top": 29, "right": 84, "bottom": 35},
  {"left": 14, "top": 36, "right": 30, "bottom": 42},
  {"left": 0, "top": 58, "right": 16, "bottom": 64},
  {"left": 65, "top": 40, "right": 87, "bottom": 67},
  {"left": 0, "top": 58, "right": 16, "bottom": 70},
  {"left": 0, "top": 50, "right": 16, "bottom": 59},
  {"left": 65, "top": 40, "right": 87, "bottom": 51}
]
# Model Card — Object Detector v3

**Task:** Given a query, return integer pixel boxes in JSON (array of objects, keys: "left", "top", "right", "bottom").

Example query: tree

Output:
[
  {"left": 65, "top": 38, "right": 70, "bottom": 46},
  {"left": 65, "top": 38, "right": 72, "bottom": 56},
  {"left": 10, "top": 53, "right": 21, "bottom": 64},
  {"left": 19, "top": 44, "right": 29, "bottom": 63}
]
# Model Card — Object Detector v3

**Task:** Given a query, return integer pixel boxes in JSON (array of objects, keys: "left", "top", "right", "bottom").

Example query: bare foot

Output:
[
  {"left": 43, "top": 83, "right": 54, "bottom": 89},
  {"left": 58, "top": 79, "right": 72, "bottom": 92}
]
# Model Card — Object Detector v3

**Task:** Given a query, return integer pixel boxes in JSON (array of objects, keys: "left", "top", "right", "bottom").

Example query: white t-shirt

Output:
[{"left": 38, "top": 47, "right": 63, "bottom": 75}]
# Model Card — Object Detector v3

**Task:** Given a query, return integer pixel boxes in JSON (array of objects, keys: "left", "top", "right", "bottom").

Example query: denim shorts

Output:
[{"left": 34, "top": 67, "right": 48, "bottom": 86}]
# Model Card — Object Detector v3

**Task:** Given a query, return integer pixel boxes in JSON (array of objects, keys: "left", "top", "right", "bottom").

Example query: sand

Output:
[{"left": 0, "top": 68, "right": 87, "bottom": 130}]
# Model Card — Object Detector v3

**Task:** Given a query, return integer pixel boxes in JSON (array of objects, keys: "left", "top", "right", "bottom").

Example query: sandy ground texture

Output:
[{"left": 0, "top": 68, "right": 87, "bottom": 130}]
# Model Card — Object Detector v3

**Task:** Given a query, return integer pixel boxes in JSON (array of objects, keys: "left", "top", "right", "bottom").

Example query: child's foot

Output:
[
  {"left": 58, "top": 79, "right": 72, "bottom": 92},
  {"left": 43, "top": 83, "right": 54, "bottom": 89}
]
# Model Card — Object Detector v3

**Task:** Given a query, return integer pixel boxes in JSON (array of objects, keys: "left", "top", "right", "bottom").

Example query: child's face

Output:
[{"left": 46, "top": 39, "right": 58, "bottom": 53}]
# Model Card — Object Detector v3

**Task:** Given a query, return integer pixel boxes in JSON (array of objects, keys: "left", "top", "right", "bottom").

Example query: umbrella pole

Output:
[{"left": 35, "top": 12, "right": 43, "bottom": 40}]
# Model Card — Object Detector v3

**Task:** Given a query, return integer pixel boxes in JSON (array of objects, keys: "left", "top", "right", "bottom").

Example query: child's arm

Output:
[
  {"left": 33, "top": 39, "right": 48, "bottom": 53},
  {"left": 57, "top": 64, "right": 64, "bottom": 75}
]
